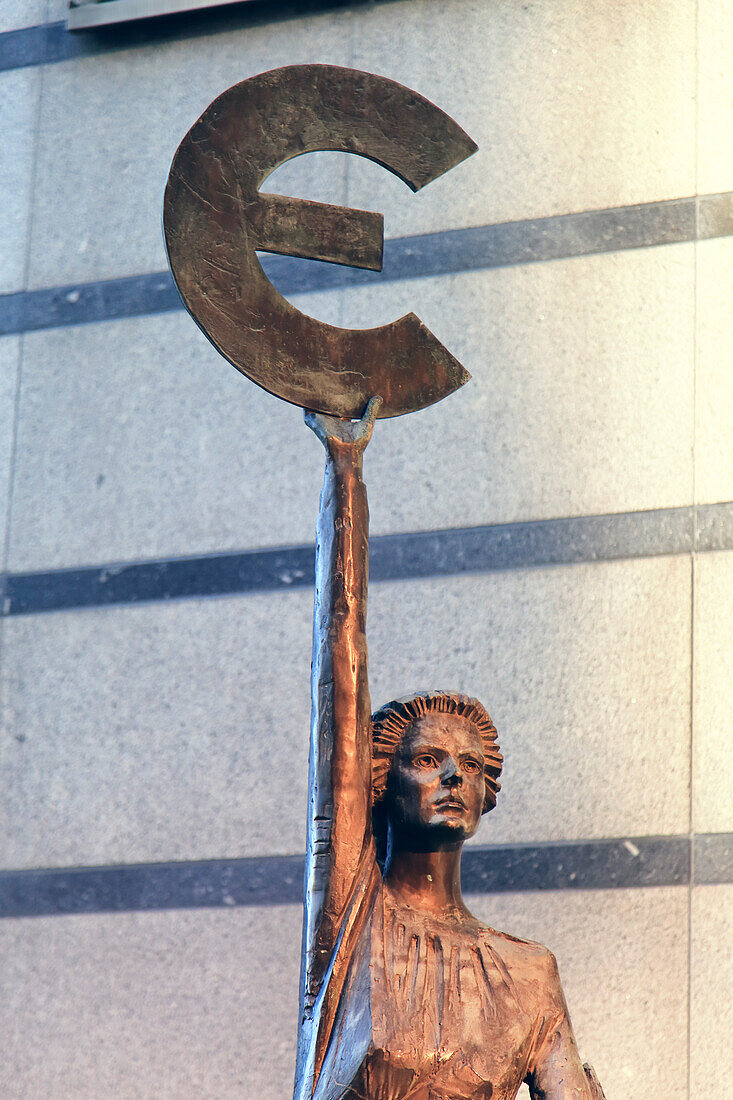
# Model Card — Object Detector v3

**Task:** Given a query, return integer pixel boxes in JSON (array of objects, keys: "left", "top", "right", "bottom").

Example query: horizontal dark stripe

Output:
[
  {"left": 463, "top": 835, "right": 691, "bottom": 894},
  {"left": 2, "top": 194, "right": 732, "bottom": 337},
  {"left": 0, "top": 854, "right": 305, "bottom": 918},
  {"left": 6, "top": 503, "right": 731, "bottom": 616},
  {"left": 369, "top": 505, "right": 697, "bottom": 582},
  {"left": 694, "top": 833, "right": 733, "bottom": 886},
  {"left": 5, "top": 543, "right": 317, "bottom": 614},
  {"left": 0, "top": 834, "right": 703, "bottom": 918},
  {"left": 696, "top": 501, "right": 733, "bottom": 553},
  {"left": 697, "top": 191, "right": 733, "bottom": 240},
  {"left": 0, "top": 272, "right": 180, "bottom": 336},
  {"left": 0, "top": 2, "right": 366, "bottom": 73}
]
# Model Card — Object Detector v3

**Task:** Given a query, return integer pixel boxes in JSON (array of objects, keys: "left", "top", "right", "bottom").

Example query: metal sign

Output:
[{"left": 163, "top": 65, "right": 477, "bottom": 418}]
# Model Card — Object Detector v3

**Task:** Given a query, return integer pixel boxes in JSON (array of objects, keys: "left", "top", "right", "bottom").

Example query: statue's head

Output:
[{"left": 371, "top": 691, "right": 502, "bottom": 850}]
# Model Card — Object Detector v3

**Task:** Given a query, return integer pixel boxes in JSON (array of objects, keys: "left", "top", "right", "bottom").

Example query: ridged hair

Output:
[{"left": 371, "top": 690, "right": 502, "bottom": 814}]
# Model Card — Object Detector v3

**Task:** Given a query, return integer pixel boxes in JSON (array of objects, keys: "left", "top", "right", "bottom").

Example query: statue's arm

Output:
[
  {"left": 299, "top": 398, "right": 381, "bottom": 1019},
  {"left": 527, "top": 952, "right": 606, "bottom": 1100}
]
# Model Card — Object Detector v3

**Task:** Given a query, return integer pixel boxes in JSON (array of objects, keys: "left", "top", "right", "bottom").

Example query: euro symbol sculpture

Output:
[{"left": 163, "top": 64, "right": 477, "bottom": 418}]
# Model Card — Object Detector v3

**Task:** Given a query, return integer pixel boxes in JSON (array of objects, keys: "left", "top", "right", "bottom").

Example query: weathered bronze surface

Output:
[
  {"left": 299, "top": 402, "right": 606, "bottom": 1100},
  {"left": 163, "top": 65, "right": 607, "bottom": 1100},
  {"left": 163, "top": 65, "right": 475, "bottom": 418}
]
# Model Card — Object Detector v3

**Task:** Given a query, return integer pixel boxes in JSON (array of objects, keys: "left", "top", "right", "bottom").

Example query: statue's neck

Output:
[{"left": 382, "top": 841, "right": 467, "bottom": 916}]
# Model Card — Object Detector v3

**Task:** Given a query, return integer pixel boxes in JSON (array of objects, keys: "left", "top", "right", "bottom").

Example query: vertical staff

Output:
[{"left": 296, "top": 398, "right": 381, "bottom": 1090}]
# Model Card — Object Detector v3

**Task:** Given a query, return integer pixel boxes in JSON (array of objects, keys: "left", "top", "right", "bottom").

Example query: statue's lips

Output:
[{"left": 434, "top": 796, "right": 468, "bottom": 812}]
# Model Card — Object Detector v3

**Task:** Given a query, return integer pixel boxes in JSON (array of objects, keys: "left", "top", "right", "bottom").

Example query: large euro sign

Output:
[{"left": 163, "top": 65, "right": 477, "bottom": 418}]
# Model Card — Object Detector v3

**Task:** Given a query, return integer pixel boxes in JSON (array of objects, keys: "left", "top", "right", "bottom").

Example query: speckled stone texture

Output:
[
  {"left": 0, "top": 67, "right": 39, "bottom": 293},
  {"left": 0, "top": 0, "right": 48, "bottom": 33},
  {"left": 8, "top": 246, "right": 695, "bottom": 571},
  {"left": 693, "top": 551, "right": 733, "bottom": 834},
  {"left": 1, "top": 555, "right": 690, "bottom": 869},
  {"left": 690, "top": 885, "right": 733, "bottom": 1100}
]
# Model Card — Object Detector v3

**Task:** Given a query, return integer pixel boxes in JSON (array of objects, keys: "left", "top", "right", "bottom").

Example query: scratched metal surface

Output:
[{"left": 163, "top": 64, "right": 476, "bottom": 418}]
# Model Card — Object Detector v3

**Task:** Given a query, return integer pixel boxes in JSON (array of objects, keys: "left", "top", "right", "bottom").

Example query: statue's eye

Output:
[
  {"left": 462, "top": 760, "right": 482, "bottom": 774},
  {"left": 414, "top": 754, "right": 438, "bottom": 769}
]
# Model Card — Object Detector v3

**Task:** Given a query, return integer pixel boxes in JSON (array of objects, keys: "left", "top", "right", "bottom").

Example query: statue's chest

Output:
[{"left": 364, "top": 900, "right": 537, "bottom": 1099}]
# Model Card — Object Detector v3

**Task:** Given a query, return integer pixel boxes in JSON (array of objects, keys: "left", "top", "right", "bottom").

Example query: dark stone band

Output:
[
  {"left": 2, "top": 833, "right": 728, "bottom": 918},
  {"left": 1, "top": 5, "right": 382, "bottom": 73},
  {"left": 5, "top": 503, "right": 731, "bottom": 616},
  {"left": 2, "top": 193, "right": 732, "bottom": 338}
]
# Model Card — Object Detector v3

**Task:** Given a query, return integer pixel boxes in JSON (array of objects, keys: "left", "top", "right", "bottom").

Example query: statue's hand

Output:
[{"left": 304, "top": 396, "right": 382, "bottom": 456}]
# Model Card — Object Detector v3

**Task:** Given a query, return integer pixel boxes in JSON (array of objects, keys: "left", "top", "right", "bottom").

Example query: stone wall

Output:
[{"left": 1, "top": 2, "right": 731, "bottom": 1098}]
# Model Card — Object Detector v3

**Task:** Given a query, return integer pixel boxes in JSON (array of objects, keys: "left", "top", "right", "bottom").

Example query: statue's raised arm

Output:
[{"left": 297, "top": 397, "right": 383, "bottom": 1094}]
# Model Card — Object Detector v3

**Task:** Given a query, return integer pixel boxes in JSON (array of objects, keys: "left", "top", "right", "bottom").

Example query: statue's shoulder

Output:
[{"left": 478, "top": 924, "right": 562, "bottom": 990}]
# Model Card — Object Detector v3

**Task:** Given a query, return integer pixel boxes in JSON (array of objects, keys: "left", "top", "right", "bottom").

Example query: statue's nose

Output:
[{"left": 442, "top": 761, "right": 462, "bottom": 787}]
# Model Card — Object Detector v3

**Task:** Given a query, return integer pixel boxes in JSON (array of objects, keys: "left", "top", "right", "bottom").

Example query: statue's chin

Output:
[
  {"left": 434, "top": 821, "right": 473, "bottom": 844},
  {"left": 392, "top": 818, "right": 474, "bottom": 851},
  {"left": 429, "top": 808, "right": 480, "bottom": 839}
]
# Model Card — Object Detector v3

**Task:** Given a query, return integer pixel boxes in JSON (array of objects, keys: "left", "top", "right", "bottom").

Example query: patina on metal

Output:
[
  {"left": 163, "top": 65, "right": 607, "bottom": 1100},
  {"left": 163, "top": 64, "right": 474, "bottom": 418},
  {"left": 298, "top": 401, "right": 606, "bottom": 1100}
]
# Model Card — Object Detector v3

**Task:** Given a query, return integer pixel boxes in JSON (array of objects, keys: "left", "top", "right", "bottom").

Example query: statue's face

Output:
[{"left": 387, "top": 713, "right": 485, "bottom": 845}]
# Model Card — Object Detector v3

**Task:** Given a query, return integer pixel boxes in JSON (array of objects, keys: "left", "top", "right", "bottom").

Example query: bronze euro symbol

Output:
[{"left": 163, "top": 65, "right": 477, "bottom": 418}]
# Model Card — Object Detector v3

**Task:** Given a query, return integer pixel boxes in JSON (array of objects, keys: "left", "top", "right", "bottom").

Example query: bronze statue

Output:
[
  {"left": 162, "top": 63, "right": 607, "bottom": 1100},
  {"left": 296, "top": 400, "right": 605, "bottom": 1100}
]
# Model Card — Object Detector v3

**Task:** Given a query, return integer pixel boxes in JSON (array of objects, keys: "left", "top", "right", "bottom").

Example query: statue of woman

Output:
[{"left": 295, "top": 399, "right": 605, "bottom": 1100}]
